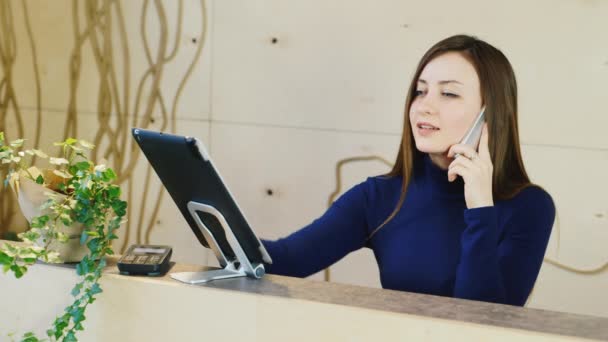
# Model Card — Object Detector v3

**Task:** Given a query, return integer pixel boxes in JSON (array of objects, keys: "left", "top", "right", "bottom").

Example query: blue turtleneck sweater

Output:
[{"left": 262, "top": 154, "right": 555, "bottom": 306}]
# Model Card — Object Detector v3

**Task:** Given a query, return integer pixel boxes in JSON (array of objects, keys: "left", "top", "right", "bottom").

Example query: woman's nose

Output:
[{"left": 415, "top": 95, "right": 437, "bottom": 116}]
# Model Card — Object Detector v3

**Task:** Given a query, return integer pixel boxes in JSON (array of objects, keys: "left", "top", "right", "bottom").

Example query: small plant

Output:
[{"left": 0, "top": 131, "right": 127, "bottom": 342}]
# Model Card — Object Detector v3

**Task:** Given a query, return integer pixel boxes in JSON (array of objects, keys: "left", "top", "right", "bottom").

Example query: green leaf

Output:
[
  {"left": 75, "top": 161, "right": 91, "bottom": 171},
  {"left": 31, "top": 215, "right": 50, "bottom": 228},
  {"left": 49, "top": 157, "right": 69, "bottom": 166},
  {"left": 32, "top": 149, "right": 48, "bottom": 158},
  {"left": 64, "top": 331, "right": 77, "bottom": 342},
  {"left": 55, "top": 232, "right": 69, "bottom": 243},
  {"left": 89, "top": 282, "right": 103, "bottom": 295},
  {"left": 86, "top": 238, "right": 101, "bottom": 252},
  {"left": 108, "top": 185, "right": 121, "bottom": 198},
  {"left": 76, "top": 260, "right": 88, "bottom": 276},
  {"left": 71, "top": 283, "right": 83, "bottom": 296},
  {"left": 85, "top": 230, "right": 99, "bottom": 238},
  {"left": 20, "top": 332, "right": 40, "bottom": 342},
  {"left": 35, "top": 175, "right": 44, "bottom": 184},
  {"left": 10, "top": 264, "right": 26, "bottom": 278},
  {"left": 79, "top": 140, "right": 95, "bottom": 149},
  {"left": 65, "top": 138, "right": 78, "bottom": 146},
  {"left": 0, "top": 131, "right": 4, "bottom": 143},
  {"left": 53, "top": 170, "right": 72, "bottom": 179},
  {"left": 60, "top": 213, "right": 73, "bottom": 226},
  {"left": 111, "top": 200, "right": 127, "bottom": 217},
  {"left": 101, "top": 168, "right": 117, "bottom": 182},
  {"left": 79, "top": 231, "right": 88, "bottom": 246},
  {"left": 0, "top": 251, "right": 14, "bottom": 265},
  {"left": 9, "top": 138, "right": 24, "bottom": 147},
  {"left": 69, "top": 145, "right": 84, "bottom": 153}
]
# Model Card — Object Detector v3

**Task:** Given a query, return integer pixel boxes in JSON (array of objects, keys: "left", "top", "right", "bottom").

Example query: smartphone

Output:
[{"left": 454, "top": 106, "right": 485, "bottom": 158}]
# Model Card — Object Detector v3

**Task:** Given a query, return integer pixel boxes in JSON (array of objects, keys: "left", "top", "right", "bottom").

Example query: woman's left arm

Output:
[
  {"left": 446, "top": 124, "right": 555, "bottom": 305},
  {"left": 453, "top": 197, "right": 555, "bottom": 305}
]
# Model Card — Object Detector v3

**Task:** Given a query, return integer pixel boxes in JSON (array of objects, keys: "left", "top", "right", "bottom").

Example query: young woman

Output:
[{"left": 261, "top": 34, "right": 555, "bottom": 306}]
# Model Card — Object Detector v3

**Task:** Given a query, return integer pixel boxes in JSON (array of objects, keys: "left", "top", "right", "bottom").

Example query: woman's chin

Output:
[{"left": 415, "top": 143, "right": 448, "bottom": 155}]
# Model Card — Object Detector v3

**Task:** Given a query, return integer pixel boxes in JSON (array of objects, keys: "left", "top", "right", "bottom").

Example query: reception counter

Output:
[{"left": 1, "top": 251, "right": 607, "bottom": 341}]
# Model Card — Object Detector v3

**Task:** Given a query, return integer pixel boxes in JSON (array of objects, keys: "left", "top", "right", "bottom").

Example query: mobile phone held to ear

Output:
[{"left": 454, "top": 106, "right": 486, "bottom": 158}]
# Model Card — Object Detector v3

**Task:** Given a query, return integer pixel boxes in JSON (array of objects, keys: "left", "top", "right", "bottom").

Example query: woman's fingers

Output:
[
  {"left": 448, "top": 155, "right": 476, "bottom": 182},
  {"left": 447, "top": 164, "right": 470, "bottom": 182},
  {"left": 447, "top": 144, "right": 478, "bottom": 160}
]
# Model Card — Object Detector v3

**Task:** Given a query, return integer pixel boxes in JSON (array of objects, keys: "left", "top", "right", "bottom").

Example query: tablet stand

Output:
[{"left": 170, "top": 201, "right": 266, "bottom": 284}]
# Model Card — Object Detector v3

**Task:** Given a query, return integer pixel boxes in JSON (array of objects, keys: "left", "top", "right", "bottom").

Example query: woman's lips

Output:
[{"left": 416, "top": 122, "right": 440, "bottom": 136}]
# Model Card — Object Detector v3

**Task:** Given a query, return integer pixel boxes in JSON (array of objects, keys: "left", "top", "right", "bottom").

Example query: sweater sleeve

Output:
[
  {"left": 453, "top": 187, "right": 555, "bottom": 306},
  {"left": 261, "top": 180, "right": 371, "bottom": 277}
]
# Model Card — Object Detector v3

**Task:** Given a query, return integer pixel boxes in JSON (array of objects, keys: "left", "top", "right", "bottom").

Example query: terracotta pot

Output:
[{"left": 16, "top": 175, "right": 89, "bottom": 263}]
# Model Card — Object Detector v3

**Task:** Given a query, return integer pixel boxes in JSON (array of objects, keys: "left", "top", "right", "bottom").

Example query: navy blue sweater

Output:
[{"left": 262, "top": 154, "right": 555, "bottom": 306}]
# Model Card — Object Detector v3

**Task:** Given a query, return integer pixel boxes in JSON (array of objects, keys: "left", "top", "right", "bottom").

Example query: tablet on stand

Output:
[{"left": 132, "top": 128, "right": 272, "bottom": 284}]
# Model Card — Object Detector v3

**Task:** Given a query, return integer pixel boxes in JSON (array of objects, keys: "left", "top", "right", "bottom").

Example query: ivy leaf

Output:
[
  {"left": 49, "top": 157, "right": 69, "bottom": 166},
  {"left": 9, "top": 138, "right": 24, "bottom": 147},
  {"left": 10, "top": 264, "right": 26, "bottom": 278},
  {"left": 101, "top": 168, "right": 117, "bottom": 182},
  {"left": 75, "top": 161, "right": 91, "bottom": 171},
  {"left": 32, "top": 149, "right": 48, "bottom": 158},
  {"left": 76, "top": 263, "right": 84, "bottom": 276},
  {"left": 69, "top": 145, "right": 84, "bottom": 153},
  {"left": 53, "top": 170, "right": 72, "bottom": 179},
  {"left": 80, "top": 231, "right": 89, "bottom": 245},
  {"left": 89, "top": 283, "right": 103, "bottom": 295},
  {"left": 71, "top": 283, "right": 83, "bottom": 296},
  {"left": 0, "top": 251, "right": 14, "bottom": 265},
  {"left": 79, "top": 140, "right": 95, "bottom": 149},
  {"left": 64, "top": 331, "right": 77, "bottom": 342},
  {"left": 60, "top": 213, "right": 73, "bottom": 226},
  {"left": 56, "top": 232, "right": 69, "bottom": 243},
  {"left": 108, "top": 185, "right": 121, "bottom": 198},
  {"left": 87, "top": 238, "right": 101, "bottom": 252},
  {"left": 65, "top": 138, "right": 78, "bottom": 146},
  {"left": 35, "top": 175, "right": 44, "bottom": 184},
  {"left": 94, "top": 164, "right": 107, "bottom": 173},
  {"left": 20, "top": 332, "right": 40, "bottom": 342}
]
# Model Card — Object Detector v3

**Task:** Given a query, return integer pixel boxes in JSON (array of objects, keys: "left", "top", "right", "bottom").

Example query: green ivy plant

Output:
[{"left": 0, "top": 132, "right": 127, "bottom": 342}]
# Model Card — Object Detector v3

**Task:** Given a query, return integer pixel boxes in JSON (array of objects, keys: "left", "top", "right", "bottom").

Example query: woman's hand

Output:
[{"left": 446, "top": 123, "right": 494, "bottom": 209}]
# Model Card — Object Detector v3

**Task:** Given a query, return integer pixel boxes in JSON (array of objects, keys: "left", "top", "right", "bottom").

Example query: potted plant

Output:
[{"left": 0, "top": 131, "right": 127, "bottom": 342}]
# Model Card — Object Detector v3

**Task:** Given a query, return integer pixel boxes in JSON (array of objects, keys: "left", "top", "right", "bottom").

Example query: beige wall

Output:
[{"left": 0, "top": 0, "right": 607, "bottom": 318}]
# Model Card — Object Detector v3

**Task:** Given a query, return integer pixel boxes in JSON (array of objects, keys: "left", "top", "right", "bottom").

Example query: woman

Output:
[{"left": 261, "top": 34, "right": 555, "bottom": 306}]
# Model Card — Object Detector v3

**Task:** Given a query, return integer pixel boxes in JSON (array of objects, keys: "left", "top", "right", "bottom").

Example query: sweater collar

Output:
[{"left": 416, "top": 153, "right": 465, "bottom": 196}]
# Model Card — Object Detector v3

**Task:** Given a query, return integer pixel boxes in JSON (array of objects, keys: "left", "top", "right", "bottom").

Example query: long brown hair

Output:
[{"left": 369, "top": 34, "right": 533, "bottom": 239}]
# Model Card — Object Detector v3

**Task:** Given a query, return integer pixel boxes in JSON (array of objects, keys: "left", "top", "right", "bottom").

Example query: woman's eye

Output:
[
  {"left": 442, "top": 92, "right": 459, "bottom": 98},
  {"left": 414, "top": 90, "right": 426, "bottom": 97}
]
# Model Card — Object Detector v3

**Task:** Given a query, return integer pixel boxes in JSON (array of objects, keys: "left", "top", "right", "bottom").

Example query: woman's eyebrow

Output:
[{"left": 418, "top": 79, "right": 463, "bottom": 85}]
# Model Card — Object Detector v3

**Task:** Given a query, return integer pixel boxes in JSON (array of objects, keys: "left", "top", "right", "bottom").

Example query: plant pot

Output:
[{"left": 16, "top": 175, "right": 89, "bottom": 263}]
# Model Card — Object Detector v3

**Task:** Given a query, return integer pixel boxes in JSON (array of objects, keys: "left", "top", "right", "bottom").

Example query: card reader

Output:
[{"left": 117, "top": 244, "right": 172, "bottom": 276}]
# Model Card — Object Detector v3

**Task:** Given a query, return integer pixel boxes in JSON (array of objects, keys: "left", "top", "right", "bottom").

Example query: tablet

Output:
[{"left": 131, "top": 128, "right": 272, "bottom": 267}]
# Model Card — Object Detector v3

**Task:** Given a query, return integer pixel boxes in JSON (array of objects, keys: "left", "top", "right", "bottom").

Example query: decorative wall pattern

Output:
[{"left": 0, "top": 0, "right": 207, "bottom": 256}]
